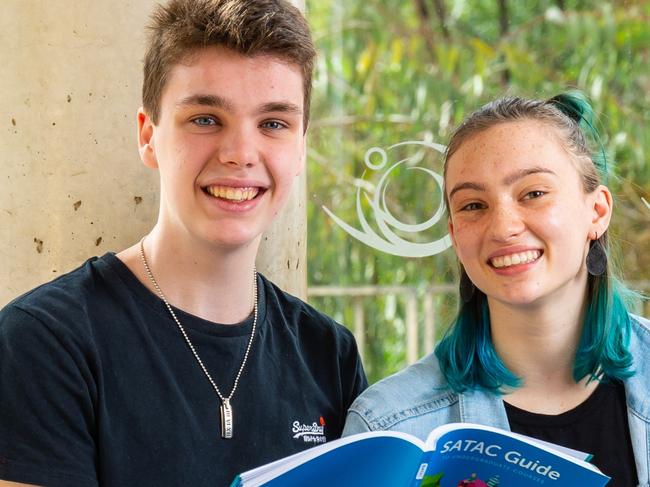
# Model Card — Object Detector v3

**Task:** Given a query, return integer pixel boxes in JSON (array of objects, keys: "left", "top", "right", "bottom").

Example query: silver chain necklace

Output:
[{"left": 139, "top": 237, "right": 257, "bottom": 439}]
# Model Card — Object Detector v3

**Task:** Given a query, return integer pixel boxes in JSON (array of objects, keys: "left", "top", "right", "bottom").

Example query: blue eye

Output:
[
  {"left": 192, "top": 116, "right": 217, "bottom": 126},
  {"left": 261, "top": 120, "right": 286, "bottom": 130}
]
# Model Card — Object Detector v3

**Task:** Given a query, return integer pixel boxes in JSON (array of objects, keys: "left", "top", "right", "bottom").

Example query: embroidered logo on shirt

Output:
[{"left": 292, "top": 417, "right": 327, "bottom": 444}]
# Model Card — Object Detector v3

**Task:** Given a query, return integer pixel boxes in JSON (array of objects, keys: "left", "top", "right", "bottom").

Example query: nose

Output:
[
  {"left": 488, "top": 203, "right": 525, "bottom": 242},
  {"left": 217, "top": 126, "right": 257, "bottom": 169}
]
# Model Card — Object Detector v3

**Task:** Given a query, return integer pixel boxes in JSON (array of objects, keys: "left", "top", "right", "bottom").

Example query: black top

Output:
[
  {"left": 0, "top": 253, "right": 368, "bottom": 487},
  {"left": 505, "top": 381, "right": 638, "bottom": 486}
]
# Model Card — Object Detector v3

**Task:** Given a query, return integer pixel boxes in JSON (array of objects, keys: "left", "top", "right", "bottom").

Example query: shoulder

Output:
[
  {"left": 6, "top": 254, "right": 115, "bottom": 308},
  {"left": 630, "top": 313, "right": 650, "bottom": 333},
  {"left": 257, "top": 275, "right": 367, "bottom": 414},
  {"left": 259, "top": 274, "right": 357, "bottom": 348},
  {"left": 0, "top": 254, "right": 122, "bottom": 341},
  {"left": 628, "top": 313, "right": 650, "bottom": 356},
  {"left": 628, "top": 313, "right": 650, "bottom": 355},
  {"left": 345, "top": 351, "right": 458, "bottom": 435},
  {"left": 623, "top": 314, "right": 650, "bottom": 421}
]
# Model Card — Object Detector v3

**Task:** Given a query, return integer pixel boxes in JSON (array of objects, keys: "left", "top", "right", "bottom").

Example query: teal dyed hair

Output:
[
  {"left": 435, "top": 289, "right": 521, "bottom": 393},
  {"left": 547, "top": 91, "right": 609, "bottom": 183},
  {"left": 436, "top": 92, "right": 634, "bottom": 394}
]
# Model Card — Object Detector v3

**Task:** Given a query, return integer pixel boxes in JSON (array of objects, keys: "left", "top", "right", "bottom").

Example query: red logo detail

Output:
[{"left": 319, "top": 416, "right": 326, "bottom": 426}]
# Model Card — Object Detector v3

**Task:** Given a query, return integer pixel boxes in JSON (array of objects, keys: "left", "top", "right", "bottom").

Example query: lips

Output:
[
  {"left": 490, "top": 250, "right": 541, "bottom": 269},
  {"left": 203, "top": 185, "right": 261, "bottom": 202}
]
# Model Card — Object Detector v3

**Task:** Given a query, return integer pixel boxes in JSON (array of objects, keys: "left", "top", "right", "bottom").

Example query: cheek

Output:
[
  {"left": 449, "top": 220, "right": 480, "bottom": 262},
  {"left": 270, "top": 148, "right": 303, "bottom": 184},
  {"left": 533, "top": 203, "right": 590, "bottom": 242},
  {"left": 539, "top": 203, "right": 564, "bottom": 225}
]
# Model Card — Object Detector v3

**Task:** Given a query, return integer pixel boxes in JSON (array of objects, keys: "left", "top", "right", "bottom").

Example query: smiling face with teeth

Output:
[
  {"left": 446, "top": 120, "right": 612, "bottom": 309},
  {"left": 137, "top": 46, "right": 306, "bottom": 250}
]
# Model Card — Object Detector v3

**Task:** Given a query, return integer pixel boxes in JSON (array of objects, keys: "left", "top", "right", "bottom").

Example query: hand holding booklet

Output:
[{"left": 230, "top": 423, "right": 609, "bottom": 486}]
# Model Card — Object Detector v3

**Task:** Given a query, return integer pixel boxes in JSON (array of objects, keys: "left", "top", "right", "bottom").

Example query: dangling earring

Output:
[
  {"left": 459, "top": 267, "right": 475, "bottom": 303},
  {"left": 586, "top": 232, "right": 607, "bottom": 276}
]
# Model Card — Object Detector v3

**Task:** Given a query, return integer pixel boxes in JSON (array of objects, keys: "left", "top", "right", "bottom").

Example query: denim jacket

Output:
[{"left": 343, "top": 314, "right": 650, "bottom": 486}]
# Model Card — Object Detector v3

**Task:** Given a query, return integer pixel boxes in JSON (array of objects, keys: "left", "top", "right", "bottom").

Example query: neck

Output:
[
  {"left": 119, "top": 224, "right": 260, "bottom": 324},
  {"left": 490, "top": 300, "right": 584, "bottom": 383},
  {"left": 489, "top": 272, "right": 590, "bottom": 382},
  {"left": 489, "top": 285, "right": 596, "bottom": 414}
]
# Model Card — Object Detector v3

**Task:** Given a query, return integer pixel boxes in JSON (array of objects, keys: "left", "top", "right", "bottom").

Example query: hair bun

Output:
[{"left": 547, "top": 92, "right": 587, "bottom": 124}]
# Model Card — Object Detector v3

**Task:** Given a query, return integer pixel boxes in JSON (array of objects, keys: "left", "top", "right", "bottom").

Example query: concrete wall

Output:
[{"left": 0, "top": 0, "right": 307, "bottom": 306}]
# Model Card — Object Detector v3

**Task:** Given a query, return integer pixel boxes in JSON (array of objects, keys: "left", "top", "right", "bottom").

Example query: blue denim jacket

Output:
[{"left": 343, "top": 314, "right": 650, "bottom": 486}]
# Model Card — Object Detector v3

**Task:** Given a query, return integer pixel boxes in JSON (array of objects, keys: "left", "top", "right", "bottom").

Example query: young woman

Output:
[{"left": 343, "top": 93, "right": 648, "bottom": 485}]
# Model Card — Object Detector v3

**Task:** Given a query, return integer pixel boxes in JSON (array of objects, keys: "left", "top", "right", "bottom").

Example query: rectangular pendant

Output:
[{"left": 220, "top": 399, "right": 233, "bottom": 439}]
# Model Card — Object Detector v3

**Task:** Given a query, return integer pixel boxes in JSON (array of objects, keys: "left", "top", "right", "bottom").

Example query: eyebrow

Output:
[
  {"left": 175, "top": 95, "right": 302, "bottom": 116},
  {"left": 176, "top": 94, "right": 233, "bottom": 111},
  {"left": 259, "top": 102, "right": 303, "bottom": 115},
  {"left": 502, "top": 166, "right": 556, "bottom": 185},
  {"left": 448, "top": 166, "right": 557, "bottom": 201},
  {"left": 448, "top": 182, "right": 486, "bottom": 201}
]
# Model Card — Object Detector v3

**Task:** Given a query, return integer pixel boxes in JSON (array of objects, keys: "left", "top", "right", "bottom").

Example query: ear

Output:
[
  {"left": 447, "top": 217, "right": 460, "bottom": 254},
  {"left": 138, "top": 108, "right": 158, "bottom": 169},
  {"left": 448, "top": 218, "right": 454, "bottom": 242},
  {"left": 589, "top": 184, "right": 613, "bottom": 238}
]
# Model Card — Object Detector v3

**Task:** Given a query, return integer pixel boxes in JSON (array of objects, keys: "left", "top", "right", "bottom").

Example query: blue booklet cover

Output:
[{"left": 230, "top": 423, "right": 610, "bottom": 487}]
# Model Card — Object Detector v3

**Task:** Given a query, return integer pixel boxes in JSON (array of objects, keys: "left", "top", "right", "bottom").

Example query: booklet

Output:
[{"left": 229, "top": 423, "right": 609, "bottom": 487}]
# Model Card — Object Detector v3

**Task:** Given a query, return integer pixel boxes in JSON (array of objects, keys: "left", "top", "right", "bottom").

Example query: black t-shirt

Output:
[
  {"left": 0, "top": 253, "right": 368, "bottom": 487},
  {"left": 505, "top": 381, "right": 638, "bottom": 486}
]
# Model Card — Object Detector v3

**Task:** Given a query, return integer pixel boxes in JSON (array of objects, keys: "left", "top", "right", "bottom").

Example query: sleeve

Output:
[
  {"left": 0, "top": 305, "right": 99, "bottom": 487},
  {"left": 339, "top": 333, "right": 371, "bottom": 437},
  {"left": 342, "top": 409, "right": 373, "bottom": 436},
  {"left": 338, "top": 328, "right": 368, "bottom": 411}
]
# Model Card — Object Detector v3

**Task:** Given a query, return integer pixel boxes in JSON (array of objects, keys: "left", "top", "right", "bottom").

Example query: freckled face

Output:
[
  {"left": 446, "top": 120, "right": 598, "bottom": 308},
  {"left": 138, "top": 46, "right": 306, "bottom": 249}
]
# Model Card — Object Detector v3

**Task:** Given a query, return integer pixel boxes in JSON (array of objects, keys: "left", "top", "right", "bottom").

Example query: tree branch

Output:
[
  {"left": 497, "top": 0, "right": 511, "bottom": 85},
  {"left": 412, "top": 0, "right": 438, "bottom": 64},
  {"left": 432, "top": 0, "right": 451, "bottom": 40}
]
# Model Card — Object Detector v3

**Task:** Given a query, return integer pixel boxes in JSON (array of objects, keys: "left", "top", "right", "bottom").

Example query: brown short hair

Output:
[{"left": 143, "top": 0, "right": 316, "bottom": 128}]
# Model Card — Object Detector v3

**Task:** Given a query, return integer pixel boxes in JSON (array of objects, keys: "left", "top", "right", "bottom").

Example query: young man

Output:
[{"left": 0, "top": 1, "right": 367, "bottom": 486}]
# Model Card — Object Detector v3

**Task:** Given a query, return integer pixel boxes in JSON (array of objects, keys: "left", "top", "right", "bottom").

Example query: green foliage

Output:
[{"left": 306, "top": 0, "right": 650, "bottom": 383}]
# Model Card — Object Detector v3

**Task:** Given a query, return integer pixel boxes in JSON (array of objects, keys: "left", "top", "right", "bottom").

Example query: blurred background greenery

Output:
[{"left": 304, "top": 0, "right": 650, "bottom": 383}]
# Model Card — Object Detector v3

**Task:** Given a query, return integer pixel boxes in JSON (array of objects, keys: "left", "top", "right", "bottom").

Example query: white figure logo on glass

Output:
[{"left": 322, "top": 141, "right": 452, "bottom": 257}]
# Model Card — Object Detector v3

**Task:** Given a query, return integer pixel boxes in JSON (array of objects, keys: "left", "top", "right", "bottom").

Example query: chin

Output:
[
  {"left": 487, "top": 289, "right": 545, "bottom": 308},
  {"left": 213, "top": 235, "right": 260, "bottom": 250},
  {"left": 196, "top": 219, "right": 264, "bottom": 245},
  {"left": 193, "top": 230, "right": 258, "bottom": 251}
]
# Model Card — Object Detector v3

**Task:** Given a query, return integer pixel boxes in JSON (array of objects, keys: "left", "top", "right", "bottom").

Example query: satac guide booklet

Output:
[{"left": 230, "top": 423, "right": 609, "bottom": 487}]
